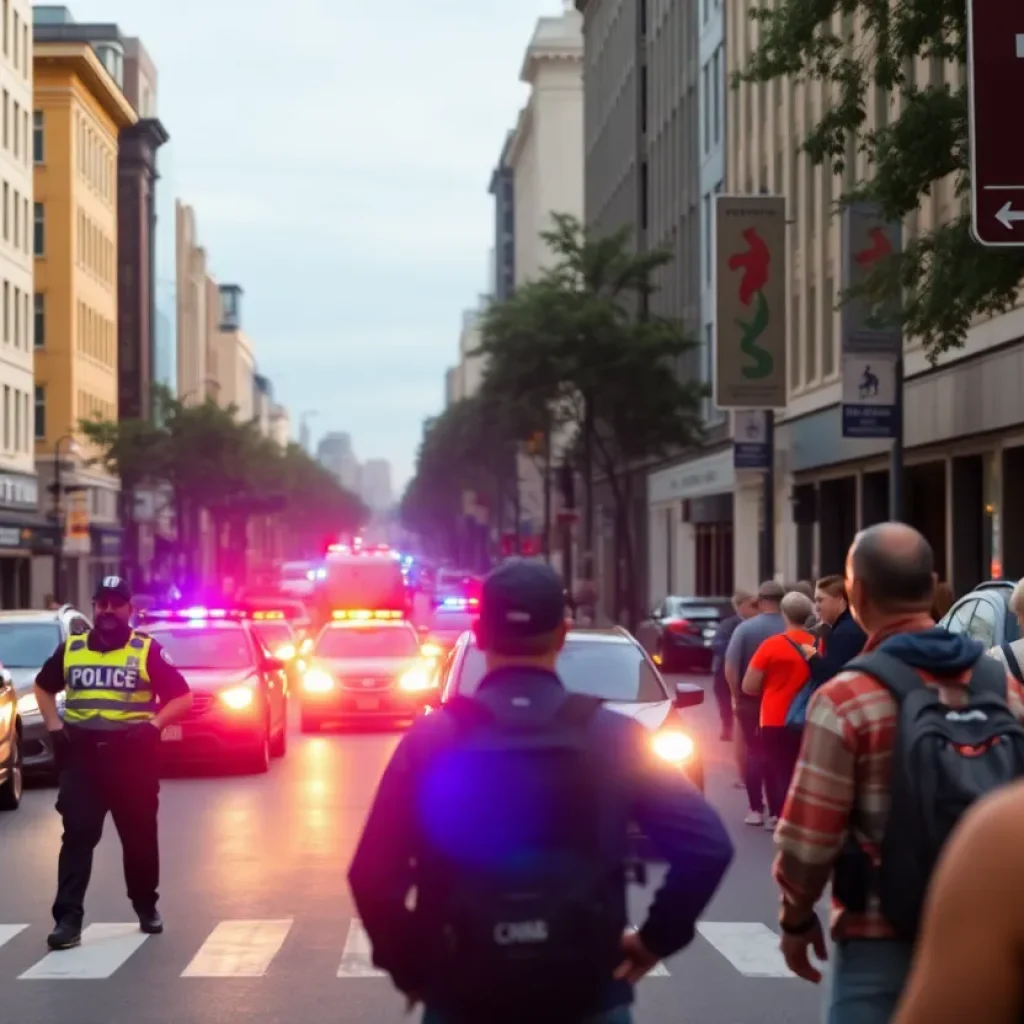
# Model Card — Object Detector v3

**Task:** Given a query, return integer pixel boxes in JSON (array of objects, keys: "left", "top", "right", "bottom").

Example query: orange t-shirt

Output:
[{"left": 749, "top": 628, "right": 814, "bottom": 727}]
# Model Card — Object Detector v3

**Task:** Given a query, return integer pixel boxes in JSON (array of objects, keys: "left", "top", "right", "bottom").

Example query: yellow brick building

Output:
[{"left": 33, "top": 40, "right": 135, "bottom": 603}]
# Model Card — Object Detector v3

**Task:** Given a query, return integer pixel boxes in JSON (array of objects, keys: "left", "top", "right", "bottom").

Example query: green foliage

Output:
[
  {"left": 80, "top": 385, "right": 366, "bottom": 552},
  {"left": 738, "top": 0, "right": 1024, "bottom": 359}
]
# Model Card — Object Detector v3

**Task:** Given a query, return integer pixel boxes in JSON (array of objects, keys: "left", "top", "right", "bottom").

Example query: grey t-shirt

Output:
[{"left": 724, "top": 612, "right": 786, "bottom": 696}]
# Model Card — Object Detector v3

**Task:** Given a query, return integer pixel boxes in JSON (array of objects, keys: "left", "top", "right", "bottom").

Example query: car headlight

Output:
[
  {"left": 275, "top": 643, "right": 296, "bottom": 661},
  {"left": 420, "top": 642, "right": 443, "bottom": 658},
  {"left": 398, "top": 666, "right": 436, "bottom": 692},
  {"left": 219, "top": 685, "right": 256, "bottom": 710},
  {"left": 16, "top": 692, "right": 39, "bottom": 716},
  {"left": 651, "top": 729, "right": 695, "bottom": 764},
  {"left": 302, "top": 668, "right": 335, "bottom": 693}
]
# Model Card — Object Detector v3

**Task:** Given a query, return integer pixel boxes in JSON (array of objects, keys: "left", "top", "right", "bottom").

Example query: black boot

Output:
[
  {"left": 47, "top": 919, "right": 82, "bottom": 950},
  {"left": 136, "top": 908, "right": 163, "bottom": 934}
]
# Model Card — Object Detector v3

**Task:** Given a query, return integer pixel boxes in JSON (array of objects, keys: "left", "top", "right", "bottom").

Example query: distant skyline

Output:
[{"left": 65, "top": 0, "right": 562, "bottom": 490}]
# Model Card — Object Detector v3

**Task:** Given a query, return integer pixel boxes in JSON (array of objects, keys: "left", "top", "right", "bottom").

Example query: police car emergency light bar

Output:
[
  {"left": 439, "top": 597, "right": 479, "bottom": 612},
  {"left": 142, "top": 607, "right": 246, "bottom": 621},
  {"left": 331, "top": 609, "right": 403, "bottom": 621}
]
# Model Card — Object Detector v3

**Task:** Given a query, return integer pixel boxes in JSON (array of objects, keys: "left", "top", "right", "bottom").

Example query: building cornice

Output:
[
  {"left": 129, "top": 117, "right": 169, "bottom": 149},
  {"left": 33, "top": 42, "right": 137, "bottom": 130},
  {"left": 520, "top": 43, "right": 583, "bottom": 85}
]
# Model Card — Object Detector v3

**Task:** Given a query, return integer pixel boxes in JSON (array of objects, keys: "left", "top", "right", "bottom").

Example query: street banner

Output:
[
  {"left": 713, "top": 195, "right": 788, "bottom": 409},
  {"left": 841, "top": 353, "right": 898, "bottom": 438}
]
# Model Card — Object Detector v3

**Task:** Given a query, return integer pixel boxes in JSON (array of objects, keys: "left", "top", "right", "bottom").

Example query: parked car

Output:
[
  {"left": 0, "top": 606, "right": 92, "bottom": 779},
  {"left": 635, "top": 596, "right": 734, "bottom": 673},
  {"left": 0, "top": 662, "right": 22, "bottom": 810},
  {"left": 938, "top": 580, "right": 1019, "bottom": 649}
]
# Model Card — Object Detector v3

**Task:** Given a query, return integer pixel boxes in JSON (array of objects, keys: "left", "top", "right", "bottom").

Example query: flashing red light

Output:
[
  {"left": 331, "top": 609, "right": 404, "bottom": 621},
  {"left": 143, "top": 607, "right": 245, "bottom": 622}
]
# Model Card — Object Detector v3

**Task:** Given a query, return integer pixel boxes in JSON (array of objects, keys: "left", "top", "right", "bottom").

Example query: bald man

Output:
[{"left": 771, "top": 523, "right": 1024, "bottom": 1024}]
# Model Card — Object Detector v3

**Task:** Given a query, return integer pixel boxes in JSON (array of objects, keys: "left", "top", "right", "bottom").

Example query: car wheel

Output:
[
  {"left": 245, "top": 729, "right": 271, "bottom": 775},
  {"left": 0, "top": 729, "right": 23, "bottom": 811},
  {"left": 270, "top": 717, "right": 287, "bottom": 758}
]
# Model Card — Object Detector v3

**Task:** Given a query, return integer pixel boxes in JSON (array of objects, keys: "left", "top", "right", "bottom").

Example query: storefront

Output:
[
  {"left": 647, "top": 447, "right": 738, "bottom": 602},
  {"left": 0, "top": 512, "right": 59, "bottom": 608},
  {"left": 778, "top": 330, "right": 1024, "bottom": 594}
]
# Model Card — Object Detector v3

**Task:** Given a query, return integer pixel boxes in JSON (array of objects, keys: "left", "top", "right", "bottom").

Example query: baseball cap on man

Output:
[
  {"left": 477, "top": 558, "right": 566, "bottom": 653},
  {"left": 93, "top": 575, "right": 132, "bottom": 604}
]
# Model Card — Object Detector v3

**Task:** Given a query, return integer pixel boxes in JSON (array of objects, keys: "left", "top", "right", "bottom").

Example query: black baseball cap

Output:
[
  {"left": 93, "top": 575, "right": 132, "bottom": 604},
  {"left": 477, "top": 558, "right": 566, "bottom": 653}
]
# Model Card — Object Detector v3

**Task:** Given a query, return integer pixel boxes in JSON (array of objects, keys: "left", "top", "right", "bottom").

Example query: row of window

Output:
[
  {"left": 76, "top": 300, "right": 115, "bottom": 367},
  {"left": 0, "top": 1, "right": 29, "bottom": 82},
  {"left": 0, "top": 279, "right": 29, "bottom": 349},
  {"left": 76, "top": 208, "right": 115, "bottom": 286},
  {"left": 1, "top": 88, "right": 28, "bottom": 169},
  {"left": 77, "top": 389, "right": 114, "bottom": 426},
  {"left": 2, "top": 180, "right": 31, "bottom": 256},
  {"left": 1, "top": 382, "right": 30, "bottom": 455},
  {"left": 702, "top": 44, "right": 723, "bottom": 157},
  {"left": 73, "top": 111, "right": 115, "bottom": 204}
]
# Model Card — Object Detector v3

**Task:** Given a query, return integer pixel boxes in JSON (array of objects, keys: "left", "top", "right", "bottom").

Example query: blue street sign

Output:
[
  {"left": 842, "top": 404, "right": 897, "bottom": 438},
  {"left": 841, "top": 353, "right": 897, "bottom": 439},
  {"left": 732, "top": 410, "right": 770, "bottom": 469}
]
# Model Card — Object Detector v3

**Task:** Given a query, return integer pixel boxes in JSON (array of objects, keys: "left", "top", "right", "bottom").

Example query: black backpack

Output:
[
  {"left": 837, "top": 650, "right": 1024, "bottom": 941},
  {"left": 419, "top": 691, "right": 624, "bottom": 1024}
]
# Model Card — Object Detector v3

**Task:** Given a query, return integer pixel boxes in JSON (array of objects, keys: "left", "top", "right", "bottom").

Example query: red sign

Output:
[{"left": 968, "top": 1, "right": 1024, "bottom": 246}]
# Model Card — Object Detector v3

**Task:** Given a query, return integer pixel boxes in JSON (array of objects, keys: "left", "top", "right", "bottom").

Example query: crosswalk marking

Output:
[
  {"left": 19, "top": 923, "right": 149, "bottom": 980},
  {"left": 697, "top": 922, "right": 795, "bottom": 978},
  {"left": 181, "top": 919, "right": 293, "bottom": 978},
  {"left": 337, "top": 918, "right": 385, "bottom": 977},
  {"left": 0, "top": 919, "right": 804, "bottom": 982},
  {"left": 0, "top": 925, "right": 27, "bottom": 951}
]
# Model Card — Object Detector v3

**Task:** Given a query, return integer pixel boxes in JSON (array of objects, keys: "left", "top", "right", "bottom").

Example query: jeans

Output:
[
  {"left": 423, "top": 1007, "right": 632, "bottom": 1024},
  {"left": 761, "top": 726, "right": 802, "bottom": 818},
  {"left": 824, "top": 939, "right": 914, "bottom": 1024},
  {"left": 735, "top": 702, "right": 766, "bottom": 813},
  {"left": 712, "top": 676, "right": 733, "bottom": 738}
]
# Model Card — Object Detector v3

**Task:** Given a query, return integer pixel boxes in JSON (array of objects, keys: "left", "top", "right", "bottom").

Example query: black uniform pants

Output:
[{"left": 52, "top": 729, "right": 160, "bottom": 926}]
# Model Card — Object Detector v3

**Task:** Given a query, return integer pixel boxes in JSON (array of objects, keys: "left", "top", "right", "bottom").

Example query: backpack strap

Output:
[
  {"left": 1001, "top": 644, "right": 1024, "bottom": 685},
  {"left": 843, "top": 651, "right": 927, "bottom": 702}
]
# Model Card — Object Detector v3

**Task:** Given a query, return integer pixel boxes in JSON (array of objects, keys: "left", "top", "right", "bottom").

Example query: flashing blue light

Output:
[{"left": 441, "top": 596, "right": 479, "bottom": 612}]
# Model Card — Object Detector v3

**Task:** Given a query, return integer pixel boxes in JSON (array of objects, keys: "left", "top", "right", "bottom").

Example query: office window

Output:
[
  {"left": 2, "top": 385, "right": 7, "bottom": 450},
  {"left": 13, "top": 285, "right": 19, "bottom": 346},
  {"left": 33, "top": 202, "right": 43, "bottom": 255},
  {"left": 11, "top": 100, "right": 16, "bottom": 159},
  {"left": 704, "top": 195, "right": 712, "bottom": 285},
  {"left": 2, "top": 90, "right": 6, "bottom": 150},
  {"left": 34, "top": 385, "right": 44, "bottom": 440},
  {"left": 20, "top": 23, "right": 25, "bottom": 79},
  {"left": 713, "top": 48, "right": 722, "bottom": 145},
  {"left": 33, "top": 293, "right": 42, "bottom": 348},
  {"left": 11, "top": 10, "right": 16, "bottom": 70},
  {"left": 23, "top": 291, "right": 28, "bottom": 349},
  {"left": 2, "top": 280, "right": 7, "bottom": 343},
  {"left": 2, "top": 181, "right": 7, "bottom": 241},
  {"left": 21, "top": 196, "right": 25, "bottom": 254},
  {"left": 12, "top": 188, "right": 17, "bottom": 249},
  {"left": 21, "top": 108, "right": 26, "bottom": 165},
  {"left": 13, "top": 389, "right": 19, "bottom": 451}
]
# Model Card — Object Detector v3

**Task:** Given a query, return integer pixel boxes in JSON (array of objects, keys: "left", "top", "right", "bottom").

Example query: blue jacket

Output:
[
  {"left": 807, "top": 608, "right": 867, "bottom": 687},
  {"left": 347, "top": 666, "right": 734, "bottom": 1010}
]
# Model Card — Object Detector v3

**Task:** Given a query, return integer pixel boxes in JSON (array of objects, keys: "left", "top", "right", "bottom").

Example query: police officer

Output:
[{"left": 32, "top": 576, "right": 193, "bottom": 951}]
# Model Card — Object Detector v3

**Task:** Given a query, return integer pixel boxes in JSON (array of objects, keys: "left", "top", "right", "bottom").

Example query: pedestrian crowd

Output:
[{"left": 342, "top": 526, "right": 1024, "bottom": 1023}]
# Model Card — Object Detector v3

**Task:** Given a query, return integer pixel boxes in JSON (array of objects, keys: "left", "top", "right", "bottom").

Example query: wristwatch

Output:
[{"left": 780, "top": 913, "right": 820, "bottom": 936}]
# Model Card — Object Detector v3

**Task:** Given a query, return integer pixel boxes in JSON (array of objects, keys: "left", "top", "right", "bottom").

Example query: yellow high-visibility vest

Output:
[{"left": 62, "top": 631, "right": 156, "bottom": 730}]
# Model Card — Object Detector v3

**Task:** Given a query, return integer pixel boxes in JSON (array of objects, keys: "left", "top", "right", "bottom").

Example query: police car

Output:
[
  {"left": 139, "top": 608, "right": 290, "bottom": 773},
  {"left": 299, "top": 612, "right": 439, "bottom": 732}
]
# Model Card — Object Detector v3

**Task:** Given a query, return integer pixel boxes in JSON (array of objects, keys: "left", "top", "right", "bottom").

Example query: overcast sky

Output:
[{"left": 66, "top": 0, "right": 559, "bottom": 490}]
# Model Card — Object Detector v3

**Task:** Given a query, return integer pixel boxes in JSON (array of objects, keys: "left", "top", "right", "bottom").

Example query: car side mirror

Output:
[
  {"left": 674, "top": 682, "right": 704, "bottom": 709},
  {"left": 263, "top": 657, "right": 286, "bottom": 673}
]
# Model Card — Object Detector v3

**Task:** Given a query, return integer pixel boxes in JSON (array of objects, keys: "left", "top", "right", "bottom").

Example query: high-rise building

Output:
[
  {"left": 360, "top": 458, "right": 393, "bottom": 512},
  {"left": 214, "top": 283, "right": 254, "bottom": 421},
  {"left": 32, "top": 11, "right": 138, "bottom": 605},
  {"left": 316, "top": 432, "right": 359, "bottom": 493},
  {"left": 0, "top": 0, "right": 44, "bottom": 605},
  {"left": 174, "top": 199, "right": 213, "bottom": 404},
  {"left": 488, "top": 132, "right": 515, "bottom": 303}
]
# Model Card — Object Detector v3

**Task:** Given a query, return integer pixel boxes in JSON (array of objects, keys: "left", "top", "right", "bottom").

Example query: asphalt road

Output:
[{"left": 0, "top": 675, "right": 823, "bottom": 1024}]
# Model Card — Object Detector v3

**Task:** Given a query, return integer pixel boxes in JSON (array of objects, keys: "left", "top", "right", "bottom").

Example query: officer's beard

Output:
[{"left": 95, "top": 612, "right": 129, "bottom": 641}]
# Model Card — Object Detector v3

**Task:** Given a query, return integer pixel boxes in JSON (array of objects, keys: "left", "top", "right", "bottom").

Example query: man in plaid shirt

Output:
[{"left": 772, "top": 523, "right": 1024, "bottom": 1022}]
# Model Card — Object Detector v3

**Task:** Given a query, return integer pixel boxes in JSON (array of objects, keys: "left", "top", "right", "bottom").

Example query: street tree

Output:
[
  {"left": 739, "top": 0, "right": 1024, "bottom": 358},
  {"left": 475, "top": 214, "right": 704, "bottom": 624}
]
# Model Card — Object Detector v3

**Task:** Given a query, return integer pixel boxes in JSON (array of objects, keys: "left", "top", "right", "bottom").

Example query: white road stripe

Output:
[
  {"left": 0, "top": 924, "right": 27, "bottom": 950},
  {"left": 181, "top": 919, "right": 293, "bottom": 978},
  {"left": 697, "top": 922, "right": 795, "bottom": 978},
  {"left": 19, "top": 923, "right": 149, "bottom": 980},
  {"left": 337, "top": 918, "right": 385, "bottom": 977}
]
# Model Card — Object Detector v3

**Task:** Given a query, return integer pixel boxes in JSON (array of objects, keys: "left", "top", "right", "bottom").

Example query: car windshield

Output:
[
  {"left": 146, "top": 627, "right": 254, "bottom": 670},
  {"left": 0, "top": 622, "right": 60, "bottom": 667},
  {"left": 456, "top": 639, "right": 667, "bottom": 703},
  {"left": 315, "top": 626, "right": 420, "bottom": 659},
  {"left": 429, "top": 610, "right": 474, "bottom": 635},
  {"left": 250, "top": 623, "right": 294, "bottom": 651}
]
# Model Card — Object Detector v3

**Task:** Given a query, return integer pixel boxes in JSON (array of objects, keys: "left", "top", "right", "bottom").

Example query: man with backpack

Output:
[
  {"left": 772, "top": 523, "right": 1024, "bottom": 1022},
  {"left": 348, "top": 558, "right": 734, "bottom": 1024}
]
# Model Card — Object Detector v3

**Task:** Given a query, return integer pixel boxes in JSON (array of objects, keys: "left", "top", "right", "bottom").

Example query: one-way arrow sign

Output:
[
  {"left": 996, "top": 202, "right": 1024, "bottom": 230},
  {"left": 968, "top": 1, "right": 1024, "bottom": 246}
]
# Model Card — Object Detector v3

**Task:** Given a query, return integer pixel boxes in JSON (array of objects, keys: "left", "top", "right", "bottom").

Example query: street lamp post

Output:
[{"left": 51, "top": 435, "right": 81, "bottom": 604}]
